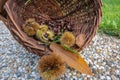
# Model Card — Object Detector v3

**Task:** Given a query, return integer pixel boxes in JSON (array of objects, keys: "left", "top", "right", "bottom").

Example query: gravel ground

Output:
[{"left": 0, "top": 21, "right": 120, "bottom": 80}]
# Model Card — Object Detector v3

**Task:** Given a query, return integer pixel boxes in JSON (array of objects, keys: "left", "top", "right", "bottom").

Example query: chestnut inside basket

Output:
[{"left": 1, "top": 0, "right": 102, "bottom": 56}]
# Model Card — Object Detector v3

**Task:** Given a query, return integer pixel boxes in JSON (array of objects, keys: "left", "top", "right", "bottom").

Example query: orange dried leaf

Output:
[{"left": 50, "top": 43, "right": 93, "bottom": 76}]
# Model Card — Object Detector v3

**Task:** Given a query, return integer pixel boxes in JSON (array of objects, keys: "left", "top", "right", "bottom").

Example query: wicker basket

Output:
[{"left": 0, "top": 0, "right": 102, "bottom": 56}]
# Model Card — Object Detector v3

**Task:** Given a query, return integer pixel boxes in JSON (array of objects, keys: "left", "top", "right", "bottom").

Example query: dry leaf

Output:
[
  {"left": 76, "top": 34, "right": 85, "bottom": 48},
  {"left": 50, "top": 43, "right": 93, "bottom": 76}
]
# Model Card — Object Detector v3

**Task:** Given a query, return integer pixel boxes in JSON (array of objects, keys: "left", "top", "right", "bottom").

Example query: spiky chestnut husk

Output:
[
  {"left": 22, "top": 18, "right": 40, "bottom": 36},
  {"left": 46, "top": 30, "right": 54, "bottom": 40},
  {"left": 60, "top": 31, "right": 75, "bottom": 47},
  {"left": 37, "top": 54, "right": 66, "bottom": 80},
  {"left": 36, "top": 29, "right": 54, "bottom": 43},
  {"left": 39, "top": 25, "right": 48, "bottom": 32},
  {"left": 36, "top": 30, "right": 47, "bottom": 42}
]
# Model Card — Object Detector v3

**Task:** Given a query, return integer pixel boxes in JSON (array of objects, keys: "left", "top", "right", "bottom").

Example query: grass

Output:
[{"left": 99, "top": 0, "right": 120, "bottom": 38}]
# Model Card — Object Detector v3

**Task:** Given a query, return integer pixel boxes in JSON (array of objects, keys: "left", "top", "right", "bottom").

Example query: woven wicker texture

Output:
[{"left": 1, "top": 0, "right": 102, "bottom": 56}]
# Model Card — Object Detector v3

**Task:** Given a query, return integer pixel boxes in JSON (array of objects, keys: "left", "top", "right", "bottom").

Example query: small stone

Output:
[
  {"left": 68, "top": 73, "right": 72, "bottom": 76},
  {"left": 16, "top": 72, "right": 22, "bottom": 77},
  {"left": 18, "top": 67, "right": 23, "bottom": 72},
  {"left": 26, "top": 67, "right": 32, "bottom": 73},
  {"left": 97, "top": 69, "right": 103, "bottom": 74},
  {"left": 76, "top": 73, "right": 81, "bottom": 78},
  {"left": 96, "top": 49, "right": 102, "bottom": 53},
  {"left": 64, "top": 78, "right": 70, "bottom": 80},
  {"left": 110, "top": 67, "right": 115, "bottom": 74},
  {"left": 66, "top": 74, "right": 70, "bottom": 78},
  {"left": 0, "top": 76, "right": 2, "bottom": 79},
  {"left": 106, "top": 76, "right": 111, "bottom": 80},
  {"left": 100, "top": 76, "right": 105, "bottom": 79},
  {"left": 72, "top": 75, "right": 77, "bottom": 80},
  {"left": 27, "top": 74, "right": 32, "bottom": 79},
  {"left": 4, "top": 73, "right": 10, "bottom": 77},
  {"left": 78, "top": 77, "right": 83, "bottom": 80},
  {"left": 36, "top": 77, "right": 41, "bottom": 80},
  {"left": 111, "top": 75, "right": 116, "bottom": 80},
  {"left": 22, "top": 78, "right": 25, "bottom": 80},
  {"left": 115, "top": 70, "right": 120, "bottom": 75},
  {"left": 32, "top": 72, "right": 36, "bottom": 77},
  {"left": 97, "top": 62, "right": 102, "bottom": 66},
  {"left": 73, "top": 72, "right": 77, "bottom": 75},
  {"left": 4, "top": 78, "right": 9, "bottom": 80},
  {"left": 84, "top": 77, "right": 88, "bottom": 80},
  {"left": 66, "top": 69, "right": 70, "bottom": 73},
  {"left": 2, "top": 63, "right": 7, "bottom": 68}
]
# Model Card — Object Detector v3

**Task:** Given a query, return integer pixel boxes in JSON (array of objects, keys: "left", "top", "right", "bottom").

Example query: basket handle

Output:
[{"left": 0, "top": 0, "right": 7, "bottom": 24}]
